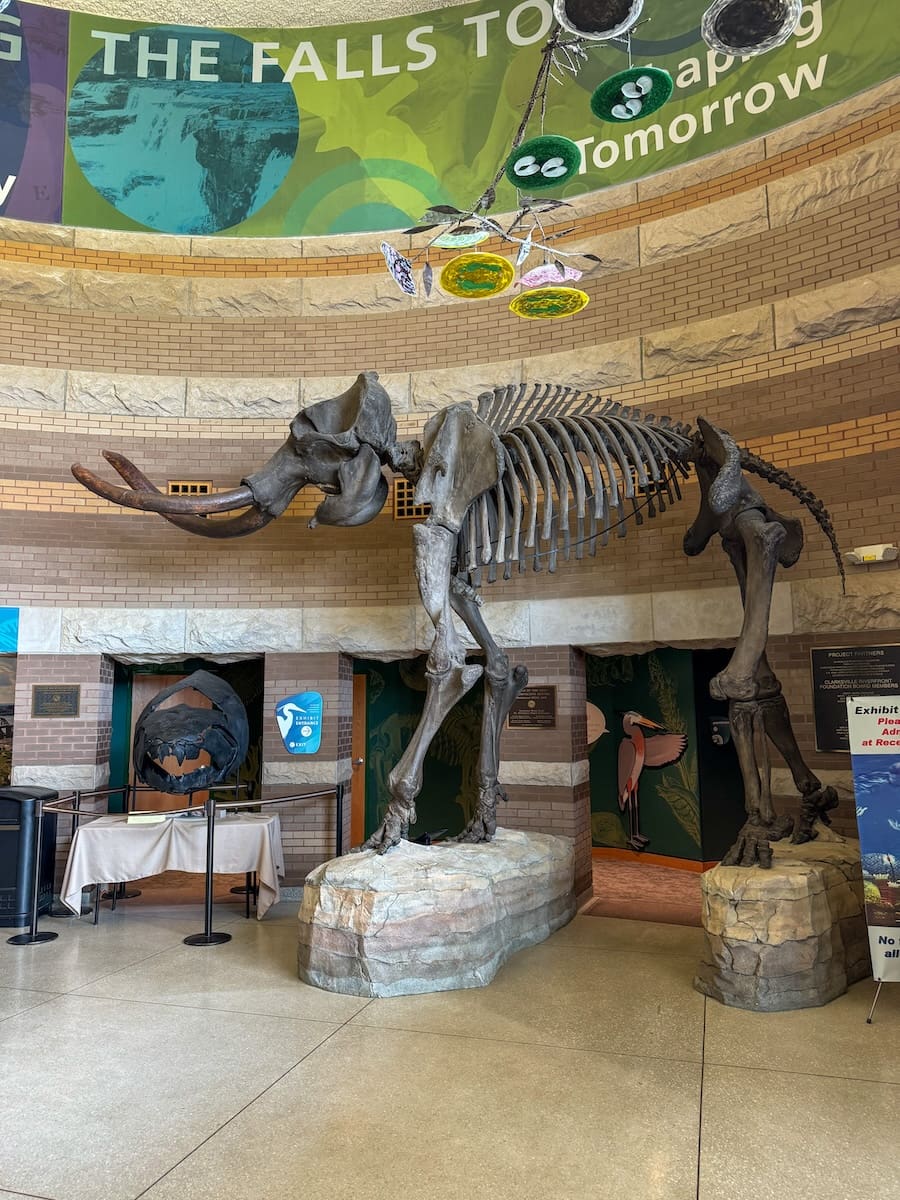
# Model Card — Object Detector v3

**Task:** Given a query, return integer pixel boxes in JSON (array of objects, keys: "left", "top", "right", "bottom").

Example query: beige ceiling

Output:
[{"left": 38, "top": 0, "right": 477, "bottom": 25}]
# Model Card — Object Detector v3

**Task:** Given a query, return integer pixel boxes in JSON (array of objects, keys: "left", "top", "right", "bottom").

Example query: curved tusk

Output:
[
  {"left": 72, "top": 458, "right": 256, "bottom": 514},
  {"left": 98, "top": 451, "right": 274, "bottom": 539},
  {"left": 157, "top": 506, "right": 275, "bottom": 539}
]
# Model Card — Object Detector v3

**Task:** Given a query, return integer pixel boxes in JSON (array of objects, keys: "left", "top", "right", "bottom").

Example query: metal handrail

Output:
[{"left": 43, "top": 786, "right": 336, "bottom": 820}]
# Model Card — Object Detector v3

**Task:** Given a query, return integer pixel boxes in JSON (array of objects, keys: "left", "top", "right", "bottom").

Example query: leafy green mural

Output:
[
  {"left": 356, "top": 657, "right": 483, "bottom": 840},
  {"left": 587, "top": 648, "right": 701, "bottom": 861}
]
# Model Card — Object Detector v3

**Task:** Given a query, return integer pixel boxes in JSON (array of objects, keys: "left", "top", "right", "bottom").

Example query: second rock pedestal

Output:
[{"left": 695, "top": 835, "right": 870, "bottom": 1011}]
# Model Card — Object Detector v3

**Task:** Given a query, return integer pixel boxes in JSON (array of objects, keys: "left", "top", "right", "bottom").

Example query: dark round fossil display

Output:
[{"left": 713, "top": 0, "right": 790, "bottom": 44}]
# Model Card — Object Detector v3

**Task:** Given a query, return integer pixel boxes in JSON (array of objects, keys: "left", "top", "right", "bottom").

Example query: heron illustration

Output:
[{"left": 617, "top": 711, "right": 688, "bottom": 851}]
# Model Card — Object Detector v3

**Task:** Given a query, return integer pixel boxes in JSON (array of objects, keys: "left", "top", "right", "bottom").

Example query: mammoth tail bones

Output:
[{"left": 73, "top": 371, "right": 843, "bottom": 868}]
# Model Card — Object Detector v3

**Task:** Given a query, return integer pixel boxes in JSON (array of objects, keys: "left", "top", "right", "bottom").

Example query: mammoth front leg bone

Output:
[
  {"left": 360, "top": 523, "right": 482, "bottom": 854},
  {"left": 723, "top": 697, "right": 793, "bottom": 868},
  {"left": 449, "top": 579, "right": 528, "bottom": 843}
]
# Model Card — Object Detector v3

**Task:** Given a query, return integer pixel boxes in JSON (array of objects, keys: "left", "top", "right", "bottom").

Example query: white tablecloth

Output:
[{"left": 60, "top": 813, "right": 284, "bottom": 919}]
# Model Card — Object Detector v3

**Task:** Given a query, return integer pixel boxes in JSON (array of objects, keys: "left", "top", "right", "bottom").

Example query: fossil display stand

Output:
[
  {"left": 695, "top": 829, "right": 870, "bottom": 1011},
  {"left": 297, "top": 828, "right": 575, "bottom": 997}
]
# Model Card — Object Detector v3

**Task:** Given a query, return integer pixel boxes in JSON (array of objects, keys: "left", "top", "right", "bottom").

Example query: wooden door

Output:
[
  {"left": 351, "top": 674, "right": 366, "bottom": 845},
  {"left": 129, "top": 675, "right": 212, "bottom": 811}
]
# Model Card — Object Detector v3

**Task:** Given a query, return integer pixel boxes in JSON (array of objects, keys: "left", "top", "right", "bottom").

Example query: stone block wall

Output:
[{"left": 10, "top": 652, "right": 114, "bottom": 884}]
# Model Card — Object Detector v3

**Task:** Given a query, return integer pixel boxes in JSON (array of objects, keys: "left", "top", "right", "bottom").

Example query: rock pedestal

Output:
[
  {"left": 297, "top": 828, "right": 575, "bottom": 997},
  {"left": 695, "top": 834, "right": 870, "bottom": 1011}
]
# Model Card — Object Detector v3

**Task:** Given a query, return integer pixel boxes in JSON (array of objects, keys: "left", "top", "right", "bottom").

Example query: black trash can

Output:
[{"left": 0, "top": 787, "right": 59, "bottom": 927}]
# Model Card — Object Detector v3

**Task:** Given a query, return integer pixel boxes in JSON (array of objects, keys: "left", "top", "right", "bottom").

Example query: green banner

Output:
[{"left": 54, "top": 0, "right": 900, "bottom": 237}]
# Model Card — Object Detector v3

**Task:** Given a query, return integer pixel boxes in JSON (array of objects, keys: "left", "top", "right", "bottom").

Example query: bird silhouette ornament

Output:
[{"left": 616, "top": 711, "right": 688, "bottom": 851}]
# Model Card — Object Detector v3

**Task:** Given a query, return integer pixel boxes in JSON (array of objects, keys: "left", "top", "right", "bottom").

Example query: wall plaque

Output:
[
  {"left": 810, "top": 646, "right": 900, "bottom": 752},
  {"left": 31, "top": 684, "right": 81, "bottom": 719},
  {"left": 507, "top": 685, "right": 557, "bottom": 730}
]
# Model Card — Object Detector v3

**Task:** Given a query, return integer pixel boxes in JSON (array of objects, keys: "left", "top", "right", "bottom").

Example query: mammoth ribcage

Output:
[{"left": 457, "top": 396, "right": 693, "bottom": 585}]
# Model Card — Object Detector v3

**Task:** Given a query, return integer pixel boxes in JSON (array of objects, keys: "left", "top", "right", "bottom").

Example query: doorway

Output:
[
  {"left": 584, "top": 646, "right": 744, "bottom": 926},
  {"left": 351, "top": 656, "right": 484, "bottom": 843}
]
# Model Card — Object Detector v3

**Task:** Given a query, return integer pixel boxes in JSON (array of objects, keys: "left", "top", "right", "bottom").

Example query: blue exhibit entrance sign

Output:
[
  {"left": 0, "top": 608, "right": 19, "bottom": 652},
  {"left": 275, "top": 691, "right": 323, "bottom": 755}
]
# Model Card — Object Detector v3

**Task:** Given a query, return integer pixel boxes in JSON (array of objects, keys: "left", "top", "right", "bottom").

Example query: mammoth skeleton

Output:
[{"left": 73, "top": 371, "right": 842, "bottom": 867}]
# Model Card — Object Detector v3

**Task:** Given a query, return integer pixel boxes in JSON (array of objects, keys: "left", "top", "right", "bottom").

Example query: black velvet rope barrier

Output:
[{"left": 7, "top": 783, "right": 345, "bottom": 950}]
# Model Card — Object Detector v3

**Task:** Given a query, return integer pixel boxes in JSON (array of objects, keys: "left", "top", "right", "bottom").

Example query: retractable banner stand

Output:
[{"left": 847, "top": 696, "right": 900, "bottom": 984}]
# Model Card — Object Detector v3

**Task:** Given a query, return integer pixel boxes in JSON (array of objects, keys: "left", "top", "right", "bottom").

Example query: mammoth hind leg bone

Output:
[
  {"left": 359, "top": 523, "right": 482, "bottom": 854},
  {"left": 722, "top": 699, "right": 793, "bottom": 869},
  {"left": 710, "top": 509, "right": 786, "bottom": 704},
  {"left": 449, "top": 578, "right": 529, "bottom": 843},
  {"left": 759, "top": 685, "right": 839, "bottom": 843}
]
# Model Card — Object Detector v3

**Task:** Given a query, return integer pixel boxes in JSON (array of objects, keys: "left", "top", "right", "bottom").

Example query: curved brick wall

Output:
[{"left": 3, "top": 78, "right": 899, "bottom": 880}]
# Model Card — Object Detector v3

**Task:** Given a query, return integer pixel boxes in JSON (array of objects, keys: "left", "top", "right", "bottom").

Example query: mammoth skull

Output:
[
  {"left": 132, "top": 670, "right": 250, "bottom": 794},
  {"left": 71, "top": 372, "right": 400, "bottom": 538}
]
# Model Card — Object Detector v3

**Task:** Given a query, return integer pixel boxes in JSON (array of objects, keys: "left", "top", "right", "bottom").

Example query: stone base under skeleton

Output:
[
  {"left": 297, "top": 829, "right": 575, "bottom": 997},
  {"left": 695, "top": 831, "right": 870, "bottom": 1011}
]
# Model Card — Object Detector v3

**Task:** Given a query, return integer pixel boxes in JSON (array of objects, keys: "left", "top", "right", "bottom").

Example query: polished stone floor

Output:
[{"left": 1, "top": 891, "right": 898, "bottom": 1200}]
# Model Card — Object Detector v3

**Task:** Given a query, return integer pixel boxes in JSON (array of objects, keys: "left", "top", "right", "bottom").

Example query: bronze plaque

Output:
[
  {"left": 508, "top": 685, "right": 557, "bottom": 730},
  {"left": 810, "top": 645, "right": 900, "bottom": 752},
  {"left": 31, "top": 684, "right": 81, "bottom": 719}
]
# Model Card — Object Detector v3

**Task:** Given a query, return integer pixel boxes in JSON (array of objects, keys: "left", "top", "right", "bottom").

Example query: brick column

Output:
[
  {"left": 11, "top": 653, "right": 114, "bottom": 885},
  {"left": 262, "top": 651, "right": 352, "bottom": 885},
  {"left": 498, "top": 646, "right": 592, "bottom": 903}
]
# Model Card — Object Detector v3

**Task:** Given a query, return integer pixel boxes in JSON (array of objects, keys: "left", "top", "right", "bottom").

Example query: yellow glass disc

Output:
[
  {"left": 440, "top": 253, "right": 515, "bottom": 299},
  {"left": 509, "top": 286, "right": 590, "bottom": 320}
]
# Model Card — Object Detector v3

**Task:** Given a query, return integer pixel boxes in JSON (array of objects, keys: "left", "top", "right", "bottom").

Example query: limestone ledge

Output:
[
  {"left": 774, "top": 263, "right": 900, "bottom": 350},
  {"left": 498, "top": 761, "right": 590, "bottom": 788},
  {"left": 16, "top": 572, "right": 889, "bottom": 659},
  {"left": 185, "top": 377, "right": 302, "bottom": 420},
  {"left": 767, "top": 130, "right": 900, "bottom": 227},
  {"left": 792, "top": 573, "right": 900, "bottom": 635},
  {"left": 643, "top": 308, "right": 774, "bottom": 379},
  {"left": 297, "top": 828, "right": 575, "bottom": 997},
  {"left": 639, "top": 189, "right": 768, "bottom": 265},
  {"left": 263, "top": 758, "right": 352, "bottom": 787},
  {"left": 66, "top": 371, "right": 187, "bottom": 418},
  {"left": 11, "top": 763, "right": 109, "bottom": 790},
  {"left": 520, "top": 338, "right": 642, "bottom": 392}
]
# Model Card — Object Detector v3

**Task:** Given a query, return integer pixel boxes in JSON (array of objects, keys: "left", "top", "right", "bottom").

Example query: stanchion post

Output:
[
  {"left": 335, "top": 782, "right": 344, "bottom": 858},
  {"left": 183, "top": 795, "right": 231, "bottom": 947},
  {"left": 7, "top": 795, "right": 59, "bottom": 946}
]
